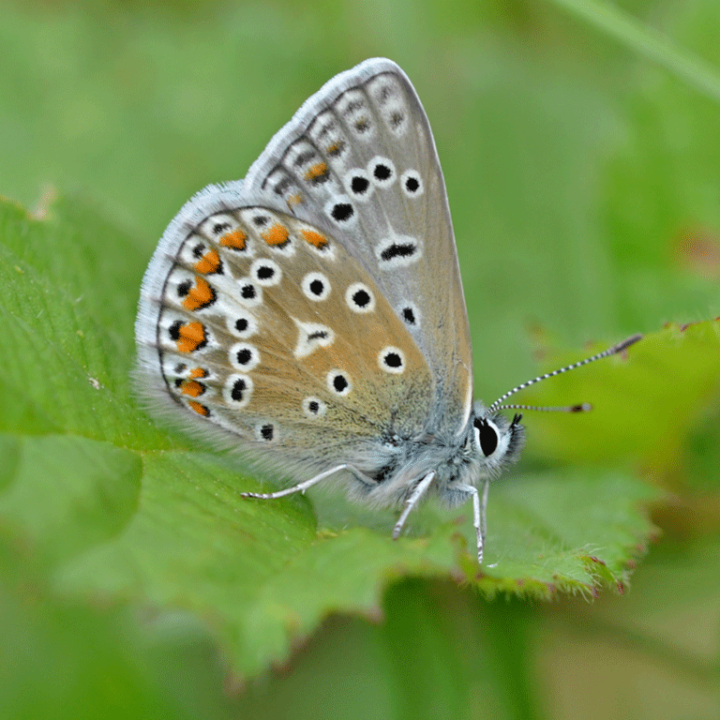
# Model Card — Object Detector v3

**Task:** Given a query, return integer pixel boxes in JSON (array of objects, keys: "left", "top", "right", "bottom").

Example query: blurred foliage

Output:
[
  {"left": 0, "top": 189, "right": 664, "bottom": 680},
  {"left": 1, "top": 0, "right": 719, "bottom": 718}
]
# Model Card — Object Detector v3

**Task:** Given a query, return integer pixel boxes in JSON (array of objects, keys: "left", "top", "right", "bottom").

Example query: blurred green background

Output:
[{"left": 1, "top": 0, "right": 719, "bottom": 718}]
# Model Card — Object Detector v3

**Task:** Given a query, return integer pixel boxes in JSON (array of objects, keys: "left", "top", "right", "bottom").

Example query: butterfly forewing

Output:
[{"left": 243, "top": 58, "right": 473, "bottom": 434}]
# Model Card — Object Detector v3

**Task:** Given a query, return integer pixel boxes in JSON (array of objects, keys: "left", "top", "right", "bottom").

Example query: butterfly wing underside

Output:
[
  {"left": 137, "top": 192, "right": 437, "bottom": 475},
  {"left": 136, "top": 58, "right": 474, "bottom": 483},
  {"left": 244, "top": 58, "right": 474, "bottom": 434}
]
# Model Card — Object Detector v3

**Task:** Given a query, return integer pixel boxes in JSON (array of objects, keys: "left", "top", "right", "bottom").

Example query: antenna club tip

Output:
[
  {"left": 572, "top": 402, "right": 593, "bottom": 413},
  {"left": 616, "top": 333, "right": 643, "bottom": 352}
]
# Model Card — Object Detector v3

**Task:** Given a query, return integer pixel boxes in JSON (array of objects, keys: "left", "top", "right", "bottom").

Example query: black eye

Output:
[{"left": 474, "top": 418, "right": 498, "bottom": 457}]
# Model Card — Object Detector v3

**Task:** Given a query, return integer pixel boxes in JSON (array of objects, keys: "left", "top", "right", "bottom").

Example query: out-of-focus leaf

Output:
[{"left": 0, "top": 195, "right": 663, "bottom": 675}]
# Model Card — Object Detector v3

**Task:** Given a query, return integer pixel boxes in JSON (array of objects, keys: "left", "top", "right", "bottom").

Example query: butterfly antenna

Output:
[{"left": 487, "top": 333, "right": 642, "bottom": 415}]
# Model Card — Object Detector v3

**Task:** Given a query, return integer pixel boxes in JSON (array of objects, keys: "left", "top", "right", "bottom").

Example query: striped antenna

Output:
[{"left": 488, "top": 333, "right": 642, "bottom": 415}]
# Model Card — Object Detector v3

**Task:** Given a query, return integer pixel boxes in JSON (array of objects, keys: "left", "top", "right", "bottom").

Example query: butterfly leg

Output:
[
  {"left": 241, "top": 463, "right": 373, "bottom": 500},
  {"left": 455, "top": 479, "right": 490, "bottom": 564},
  {"left": 392, "top": 471, "right": 436, "bottom": 540}
]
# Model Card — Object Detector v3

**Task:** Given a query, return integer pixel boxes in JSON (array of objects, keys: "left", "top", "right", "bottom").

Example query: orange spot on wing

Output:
[
  {"left": 326, "top": 142, "right": 343, "bottom": 156},
  {"left": 194, "top": 249, "right": 221, "bottom": 274},
  {"left": 181, "top": 380, "right": 205, "bottom": 398},
  {"left": 288, "top": 193, "right": 302, "bottom": 206},
  {"left": 189, "top": 367, "right": 207, "bottom": 379},
  {"left": 177, "top": 321, "right": 206, "bottom": 353},
  {"left": 300, "top": 229, "right": 328, "bottom": 249},
  {"left": 219, "top": 229, "right": 247, "bottom": 250},
  {"left": 182, "top": 277, "right": 215, "bottom": 311},
  {"left": 305, "top": 162, "right": 328, "bottom": 182},
  {"left": 261, "top": 223, "right": 289, "bottom": 246},
  {"left": 188, "top": 400, "right": 210, "bottom": 417}
]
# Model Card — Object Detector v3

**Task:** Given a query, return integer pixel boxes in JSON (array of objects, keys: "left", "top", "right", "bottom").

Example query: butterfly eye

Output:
[{"left": 474, "top": 417, "right": 499, "bottom": 457}]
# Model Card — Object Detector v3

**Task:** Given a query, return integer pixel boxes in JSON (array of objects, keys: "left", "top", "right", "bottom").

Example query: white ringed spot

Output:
[
  {"left": 301, "top": 272, "right": 331, "bottom": 301},
  {"left": 345, "top": 282, "right": 376, "bottom": 314},
  {"left": 302, "top": 396, "right": 327, "bottom": 418},
  {"left": 250, "top": 258, "right": 282, "bottom": 286},
  {"left": 255, "top": 422, "right": 277, "bottom": 442},
  {"left": 368, "top": 156, "right": 396, "bottom": 188},
  {"left": 236, "top": 278, "right": 263, "bottom": 307},
  {"left": 326, "top": 370, "right": 352, "bottom": 396},
  {"left": 230, "top": 342, "right": 260, "bottom": 371},
  {"left": 378, "top": 347, "right": 406, "bottom": 374},
  {"left": 398, "top": 302, "right": 420, "bottom": 328},
  {"left": 400, "top": 169, "right": 424, "bottom": 197},
  {"left": 227, "top": 312, "right": 258, "bottom": 339},
  {"left": 375, "top": 236, "right": 421, "bottom": 269},
  {"left": 324, "top": 195, "right": 356, "bottom": 227},
  {"left": 223, "top": 374, "right": 253, "bottom": 408},
  {"left": 343, "top": 169, "right": 373, "bottom": 202}
]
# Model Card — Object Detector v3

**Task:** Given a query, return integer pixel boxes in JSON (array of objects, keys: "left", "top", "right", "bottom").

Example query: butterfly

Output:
[{"left": 135, "top": 58, "right": 640, "bottom": 563}]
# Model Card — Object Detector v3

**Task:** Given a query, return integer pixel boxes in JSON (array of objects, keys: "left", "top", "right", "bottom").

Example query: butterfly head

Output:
[
  {"left": 469, "top": 404, "right": 525, "bottom": 479},
  {"left": 465, "top": 333, "right": 643, "bottom": 482}
]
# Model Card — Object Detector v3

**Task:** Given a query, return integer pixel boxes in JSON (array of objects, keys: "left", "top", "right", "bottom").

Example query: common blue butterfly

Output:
[{"left": 136, "top": 59, "right": 640, "bottom": 562}]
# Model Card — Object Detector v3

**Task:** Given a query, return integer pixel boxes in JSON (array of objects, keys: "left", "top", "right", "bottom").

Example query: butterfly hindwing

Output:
[{"left": 137, "top": 195, "right": 434, "bottom": 474}]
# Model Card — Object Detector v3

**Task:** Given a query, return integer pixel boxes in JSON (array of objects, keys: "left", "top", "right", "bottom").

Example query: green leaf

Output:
[
  {"left": 520, "top": 322, "right": 720, "bottom": 473},
  {"left": 240, "top": 581, "right": 542, "bottom": 720},
  {"left": 1, "top": 0, "right": 719, "bottom": 691},
  {"left": 0, "top": 194, "right": 672, "bottom": 676},
  {"left": 0, "top": 528, "right": 235, "bottom": 720}
]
